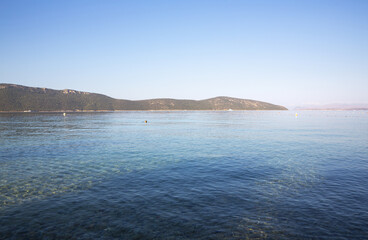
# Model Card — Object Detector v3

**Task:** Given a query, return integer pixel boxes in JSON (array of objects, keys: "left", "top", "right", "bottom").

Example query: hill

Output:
[{"left": 0, "top": 84, "right": 287, "bottom": 111}]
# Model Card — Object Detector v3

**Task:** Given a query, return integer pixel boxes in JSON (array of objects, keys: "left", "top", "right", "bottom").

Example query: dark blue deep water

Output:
[{"left": 1, "top": 111, "right": 367, "bottom": 239}]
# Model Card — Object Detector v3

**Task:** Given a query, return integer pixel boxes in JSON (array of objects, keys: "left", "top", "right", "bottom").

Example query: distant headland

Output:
[
  {"left": 0, "top": 84, "right": 287, "bottom": 112},
  {"left": 294, "top": 104, "right": 368, "bottom": 111}
]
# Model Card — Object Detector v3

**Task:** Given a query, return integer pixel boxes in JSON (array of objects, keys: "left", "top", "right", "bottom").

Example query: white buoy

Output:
[{"left": 63, "top": 112, "right": 66, "bottom": 117}]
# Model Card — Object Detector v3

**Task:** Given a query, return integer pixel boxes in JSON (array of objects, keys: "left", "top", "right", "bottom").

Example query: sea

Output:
[{"left": 0, "top": 111, "right": 367, "bottom": 239}]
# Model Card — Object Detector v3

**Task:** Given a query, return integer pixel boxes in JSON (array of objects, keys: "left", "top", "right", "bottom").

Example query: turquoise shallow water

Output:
[{"left": 0, "top": 111, "right": 367, "bottom": 239}]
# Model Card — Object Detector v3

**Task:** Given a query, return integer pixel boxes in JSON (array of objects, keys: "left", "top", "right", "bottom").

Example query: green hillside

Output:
[{"left": 0, "top": 84, "right": 287, "bottom": 111}]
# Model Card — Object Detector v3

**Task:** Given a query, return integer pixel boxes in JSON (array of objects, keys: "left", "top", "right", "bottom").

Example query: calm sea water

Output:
[{"left": 0, "top": 111, "right": 367, "bottom": 239}]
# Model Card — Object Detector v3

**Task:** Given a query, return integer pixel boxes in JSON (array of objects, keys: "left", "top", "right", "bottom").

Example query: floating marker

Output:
[
  {"left": 63, "top": 112, "right": 66, "bottom": 117},
  {"left": 295, "top": 113, "right": 298, "bottom": 117}
]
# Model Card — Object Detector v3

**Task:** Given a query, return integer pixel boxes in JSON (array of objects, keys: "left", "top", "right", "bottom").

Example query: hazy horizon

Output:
[{"left": 1, "top": 0, "right": 367, "bottom": 107}]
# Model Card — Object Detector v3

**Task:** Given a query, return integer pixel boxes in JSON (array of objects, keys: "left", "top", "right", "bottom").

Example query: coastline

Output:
[{"left": 0, "top": 109, "right": 289, "bottom": 113}]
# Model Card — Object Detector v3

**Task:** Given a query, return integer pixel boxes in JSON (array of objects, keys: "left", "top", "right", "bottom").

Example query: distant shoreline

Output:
[
  {"left": 0, "top": 84, "right": 287, "bottom": 111},
  {"left": 294, "top": 109, "right": 368, "bottom": 111},
  {"left": 0, "top": 109, "right": 290, "bottom": 113},
  {"left": 2, "top": 109, "right": 368, "bottom": 114}
]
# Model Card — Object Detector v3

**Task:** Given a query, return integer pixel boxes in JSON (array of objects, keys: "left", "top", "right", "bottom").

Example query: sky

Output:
[{"left": 0, "top": 0, "right": 367, "bottom": 107}]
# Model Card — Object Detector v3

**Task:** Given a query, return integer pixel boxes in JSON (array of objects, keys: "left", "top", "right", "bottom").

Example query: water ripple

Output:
[{"left": 1, "top": 111, "right": 367, "bottom": 239}]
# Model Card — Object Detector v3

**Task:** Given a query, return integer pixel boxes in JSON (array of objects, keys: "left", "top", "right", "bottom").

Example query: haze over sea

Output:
[{"left": 0, "top": 111, "right": 367, "bottom": 239}]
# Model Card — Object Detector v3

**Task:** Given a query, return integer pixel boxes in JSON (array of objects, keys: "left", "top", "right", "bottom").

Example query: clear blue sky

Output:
[{"left": 1, "top": 0, "right": 367, "bottom": 107}]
